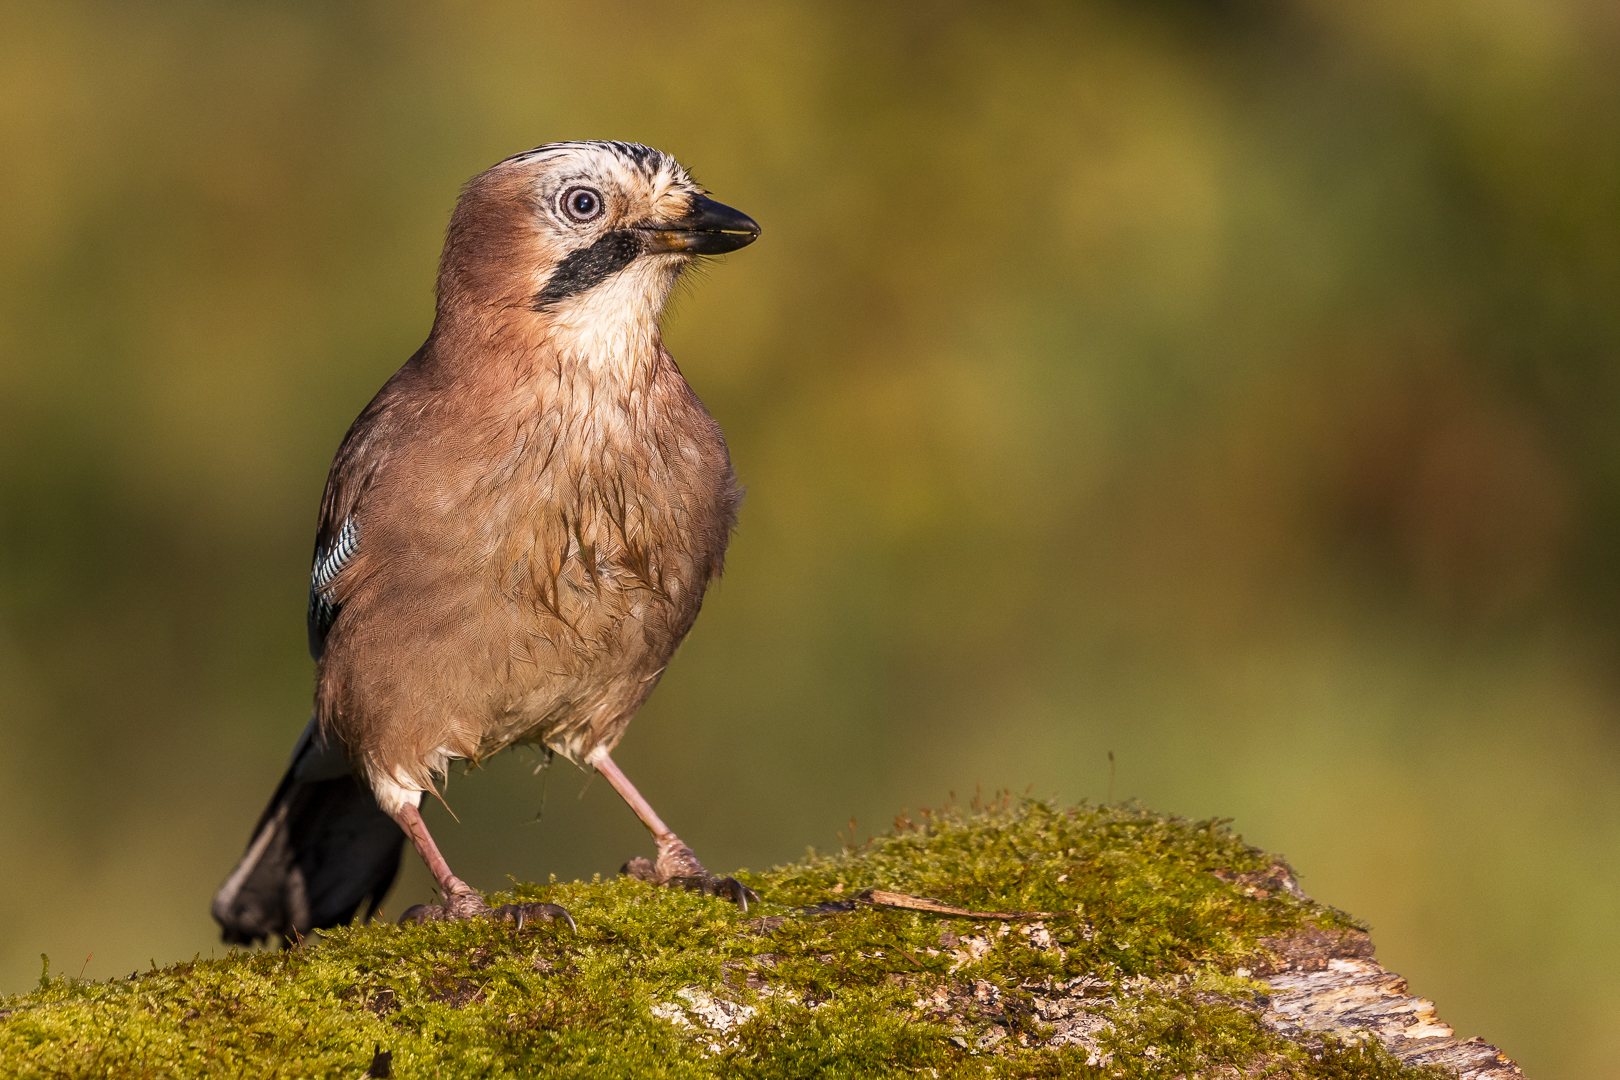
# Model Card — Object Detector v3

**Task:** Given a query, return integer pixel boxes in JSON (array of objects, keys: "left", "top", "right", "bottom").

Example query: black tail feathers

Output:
[{"left": 213, "top": 720, "right": 404, "bottom": 946}]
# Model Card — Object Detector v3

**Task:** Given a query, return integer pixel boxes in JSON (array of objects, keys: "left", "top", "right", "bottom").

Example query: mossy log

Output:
[{"left": 0, "top": 799, "right": 1525, "bottom": 1078}]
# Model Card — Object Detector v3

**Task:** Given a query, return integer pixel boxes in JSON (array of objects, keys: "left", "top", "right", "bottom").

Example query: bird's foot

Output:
[
  {"left": 397, "top": 888, "right": 490, "bottom": 925},
  {"left": 621, "top": 838, "right": 760, "bottom": 913},
  {"left": 665, "top": 873, "right": 760, "bottom": 912},
  {"left": 399, "top": 889, "right": 575, "bottom": 930},
  {"left": 492, "top": 902, "right": 577, "bottom": 933},
  {"left": 448, "top": 889, "right": 491, "bottom": 919},
  {"left": 653, "top": 837, "right": 708, "bottom": 880},
  {"left": 398, "top": 904, "right": 448, "bottom": 924}
]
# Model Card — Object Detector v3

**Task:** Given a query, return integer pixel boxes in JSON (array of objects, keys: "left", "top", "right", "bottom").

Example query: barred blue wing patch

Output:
[{"left": 307, "top": 517, "right": 358, "bottom": 658}]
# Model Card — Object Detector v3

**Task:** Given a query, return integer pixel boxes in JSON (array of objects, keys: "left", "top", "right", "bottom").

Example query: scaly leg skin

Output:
[
  {"left": 593, "top": 751, "right": 760, "bottom": 913},
  {"left": 393, "top": 802, "right": 574, "bottom": 930}
]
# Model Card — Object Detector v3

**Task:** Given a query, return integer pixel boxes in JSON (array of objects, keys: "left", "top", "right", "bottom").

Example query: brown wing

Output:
[{"left": 306, "top": 345, "right": 430, "bottom": 659}]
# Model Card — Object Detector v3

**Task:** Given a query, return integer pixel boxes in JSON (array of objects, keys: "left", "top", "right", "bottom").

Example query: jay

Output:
[{"left": 212, "top": 141, "right": 761, "bottom": 943}]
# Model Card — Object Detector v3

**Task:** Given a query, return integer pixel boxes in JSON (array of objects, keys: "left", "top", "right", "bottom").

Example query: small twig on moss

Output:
[{"left": 856, "top": 889, "right": 1064, "bottom": 920}]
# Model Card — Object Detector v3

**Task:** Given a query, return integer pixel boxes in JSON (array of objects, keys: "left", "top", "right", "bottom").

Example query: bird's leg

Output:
[
  {"left": 394, "top": 801, "right": 575, "bottom": 930},
  {"left": 394, "top": 801, "right": 488, "bottom": 920},
  {"left": 591, "top": 752, "right": 700, "bottom": 877},
  {"left": 591, "top": 751, "right": 759, "bottom": 912}
]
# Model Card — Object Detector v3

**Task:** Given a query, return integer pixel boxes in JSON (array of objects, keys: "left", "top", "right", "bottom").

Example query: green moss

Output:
[{"left": 0, "top": 799, "right": 1440, "bottom": 1078}]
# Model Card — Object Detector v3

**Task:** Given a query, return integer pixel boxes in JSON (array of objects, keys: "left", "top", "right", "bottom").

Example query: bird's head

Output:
[{"left": 433, "top": 141, "right": 760, "bottom": 357}]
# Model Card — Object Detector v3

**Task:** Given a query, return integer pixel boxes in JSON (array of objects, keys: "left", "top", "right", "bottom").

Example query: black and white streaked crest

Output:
[
  {"left": 307, "top": 517, "right": 358, "bottom": 658},
  {"left": 498, "top": 140, "right": 677, "bottom": 181}
]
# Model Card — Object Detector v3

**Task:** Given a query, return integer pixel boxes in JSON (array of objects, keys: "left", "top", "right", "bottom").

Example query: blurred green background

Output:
[{"left": 3, "top": 0, "right": 1619, "bottom": 1075}]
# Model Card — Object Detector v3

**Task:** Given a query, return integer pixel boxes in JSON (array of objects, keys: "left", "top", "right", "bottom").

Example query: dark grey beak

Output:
[{"left": 640, "top": 196, "right": 761, "bottom": 255}]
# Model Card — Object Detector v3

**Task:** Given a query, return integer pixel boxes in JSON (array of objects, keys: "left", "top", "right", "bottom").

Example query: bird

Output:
[{"left": 212, "top": 140, "right": 762, "bottom": 945}]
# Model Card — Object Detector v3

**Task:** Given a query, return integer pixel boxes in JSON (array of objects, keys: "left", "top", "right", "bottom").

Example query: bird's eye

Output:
[{"left": 562, "top": 187, "right": 604, "bottom": 222}]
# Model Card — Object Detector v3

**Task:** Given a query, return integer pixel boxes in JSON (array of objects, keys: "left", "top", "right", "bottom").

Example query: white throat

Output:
[{"left": 544, "top": 254, "right": 683, "bottom": 385}]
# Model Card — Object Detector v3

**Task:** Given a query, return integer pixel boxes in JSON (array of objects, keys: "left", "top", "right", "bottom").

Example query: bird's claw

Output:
[
  {"left": 492, "top": 902, "right": 577, "bottom": 933},
  {"left": 666, "top": 874, "right": 761, "bottom": 913},
  {"left": 622, "top": 856, "right": 661, "bottom": 883},
  {"left": 397, "top": 893, "right": 485, "bottom": 924},
  {"left": 398, "top": 903, "right": 449, "bottom": 925},
  {"left": 619, "top": 835, "right": 760, "bottom": 912},
  {"left": 621, "top": 857, "right": 759, "bottom": 913},
  {"left": 399, "top": 896, "right": 575, "bottom": 932}
]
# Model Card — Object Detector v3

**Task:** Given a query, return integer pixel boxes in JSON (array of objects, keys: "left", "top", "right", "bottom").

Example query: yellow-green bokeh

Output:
[{"left": 3, "top": 2, "right": 1619, "bottom": 1077}]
